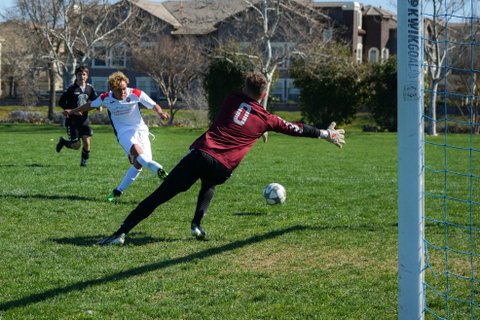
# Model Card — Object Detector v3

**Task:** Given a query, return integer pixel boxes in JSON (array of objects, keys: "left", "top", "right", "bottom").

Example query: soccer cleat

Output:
[
  {"left": 56, "top": 137, "right": 65, "bottom": 153},
  {"left": 107, "top": 189, "right": 123, "bottom": 202},
  {"left": 191, "top": 223, "right": 206, "bottom": 240},
  {"left": 81, "top": 150, "right": 89, "bottom": 167},
  {"left": 157, "top": 167, "right": 169, "bottom": 180},
  {"left": 96, "top": 233, "right": 125, "bottom": 246}
]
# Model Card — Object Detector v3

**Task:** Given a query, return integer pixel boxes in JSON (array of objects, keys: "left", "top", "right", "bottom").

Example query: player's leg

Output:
[
  {"left": 107, "top": 164, "right": 142, "bottom": 202},
  {"left": 107, "top": 130, "right": 145, "bottom": 200},
  {"left": 131, "top": 131, "right": 168, "bottom": 179},
  {"left": 191, "top": 183, "right": 216, "bottom": 240},
  {"left": 57, "top": 124, "right": 81, "bottom": 152},
  {"left": 98, "top": 150, "right": 201, "bottom": 245},
  {"left": 190, "top": 151, "right": 232, "bottom": 239},
  {"left": 79, "top": 126, "right": 93, "bottom": 167}
]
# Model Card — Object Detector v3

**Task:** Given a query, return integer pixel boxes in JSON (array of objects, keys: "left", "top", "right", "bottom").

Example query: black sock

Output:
[
  {"left": 81, "top": 148, "right": 90, "bottom": 160},
  {"left": 192, "top": 185, "right": 216, "bottom": 226}
]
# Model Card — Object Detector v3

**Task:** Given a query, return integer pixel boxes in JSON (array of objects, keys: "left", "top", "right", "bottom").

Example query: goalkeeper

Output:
[{"left": 97, "top": 71, "right": 345, "bottom": 245}]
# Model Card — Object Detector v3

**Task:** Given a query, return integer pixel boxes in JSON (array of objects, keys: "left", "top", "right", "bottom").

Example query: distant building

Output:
[{"left": 0, "top": 1, "right": 398, "bottom": 105}]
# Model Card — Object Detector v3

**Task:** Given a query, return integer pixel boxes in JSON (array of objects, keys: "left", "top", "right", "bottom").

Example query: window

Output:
[
  {"left": 356, "top": 43, "right": 363, "bottom": 63},
  {"left": 110, "top": 45, "right": 126, "bottom": 68},
  {"left": 271, "top": 78, "right": 285, "bottom": 102},
  {"left": 368, "top": 47, "right": 380, "bottom": 63},
  {"left": 381, "top": 48, "right": 390, "bottom": 62},
  {"left": 323, "top": 28, "right": 333, "bottom": 43},
  {"left": 92, "top": 47, "right": 107, "bottom": 67},
  {"left": 91, "top": 77, "right": 108, "bottom": 93},
  {"left": 136, "top": 77, "right": 161, "bottom": 100},
  {"left": 91, "top": 45, "right": 127, "bottom": 68},
  {"left": 286, "top": 79, "right": 300, "bottom": 102}
]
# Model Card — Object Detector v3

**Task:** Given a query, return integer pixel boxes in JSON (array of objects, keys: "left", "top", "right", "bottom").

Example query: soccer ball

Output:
[{"left": 263, "top": 183, "right": 286, "bottom": 205}]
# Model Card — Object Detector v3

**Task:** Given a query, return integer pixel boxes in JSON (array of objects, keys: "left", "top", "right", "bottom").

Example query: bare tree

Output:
[
  {"left": 450, "top": 16, "right": 480, "bottom": 134},
  {"left": 14, "top": 0, "right": 133, "bottom": 118},
  {"left": 217, "top": 0, "right": 328, "bottom": 140},
  {"left": 131, "top": 37, "right": 206, "bottom": 126},
  {"left": 424, "top": 0, "right": 466, "bottom": 135},
  {"left": 0, "top": 21, "right": 43, "bottom": 100}
]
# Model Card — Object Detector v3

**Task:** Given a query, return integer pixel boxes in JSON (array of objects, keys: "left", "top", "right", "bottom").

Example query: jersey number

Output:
[{"left": 233, "top": 103, "right": 251, "bottom": 126}]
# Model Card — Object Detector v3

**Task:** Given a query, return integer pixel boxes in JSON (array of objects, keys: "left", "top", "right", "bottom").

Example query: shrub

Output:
[
  {"left": 290, "top": 44, "right": 362, "bottom": 127},
  {"left": 8, "top": 110, "right": 44, "bottom": 123},
  {"left": 360, "top": 57, "right": 397, "bottom": 132}
]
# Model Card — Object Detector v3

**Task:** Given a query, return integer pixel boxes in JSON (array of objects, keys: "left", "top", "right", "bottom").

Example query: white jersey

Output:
[{"left": 91, "top": 88, "right": 156, "bottom": 135}]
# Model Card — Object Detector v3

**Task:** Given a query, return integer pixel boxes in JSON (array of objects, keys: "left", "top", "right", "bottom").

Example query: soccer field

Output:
[{"left": 0, "top": 124, "right": 399, "bottom": 319}]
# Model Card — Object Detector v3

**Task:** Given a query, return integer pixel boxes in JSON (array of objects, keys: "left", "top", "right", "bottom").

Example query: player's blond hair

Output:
[{"left": 108, "top": 71, "right": 129, "bottom": 90}]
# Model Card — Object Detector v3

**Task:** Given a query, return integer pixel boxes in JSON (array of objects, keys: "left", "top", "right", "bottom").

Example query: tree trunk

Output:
[
  {"left": 8, "top": 76, "right": 14, "bottom": 97},
  {"left": 48, "top": 64, "right": 56, "bottom": 120},
  {"left": 428, "top": 81, "right": 440, "bottom": 136}
]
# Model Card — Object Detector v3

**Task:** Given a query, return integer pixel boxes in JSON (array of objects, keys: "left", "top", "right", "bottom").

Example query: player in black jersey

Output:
[{"left": 56, "top": 66, "right": 101, "bottom": 166}]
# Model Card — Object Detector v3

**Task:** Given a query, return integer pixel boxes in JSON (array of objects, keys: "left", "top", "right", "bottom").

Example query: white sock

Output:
[
  {"left": 117, "top": 165, "right": 142, "bottom": 192},
  {"left": 136, "top": 154, "right": 163, "bottom": 174}
]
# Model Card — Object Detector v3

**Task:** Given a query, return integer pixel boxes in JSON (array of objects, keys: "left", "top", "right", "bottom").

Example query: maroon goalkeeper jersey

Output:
[{"left": 190, "top": 92, "right": 309, "bottom": 171}]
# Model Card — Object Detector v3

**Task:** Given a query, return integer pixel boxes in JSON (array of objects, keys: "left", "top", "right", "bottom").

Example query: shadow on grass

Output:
[
  {"left": 50, "top": 232, "right": 183, "bottom": 246},
  {"left": 0, "top": 225, "right": 310, "bottom": 311},
  {"left": 0, "top": 193, "right": 94, "bottom": 201},
  {"left": 0, "top": 163, "right": 57, "bottom": 168},
  {"left": 232, "top": 212, "right": 266, "bottom": 216}
]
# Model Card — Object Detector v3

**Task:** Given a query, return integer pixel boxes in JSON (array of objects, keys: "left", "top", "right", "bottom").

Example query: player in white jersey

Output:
[{"left": 64, "top": 71, "right": 170, "bottom": 202}]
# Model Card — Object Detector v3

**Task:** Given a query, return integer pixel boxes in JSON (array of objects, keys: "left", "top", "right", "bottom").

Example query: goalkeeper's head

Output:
[{"left": 244, "top": 71, "right": 267, "bottom": 101}]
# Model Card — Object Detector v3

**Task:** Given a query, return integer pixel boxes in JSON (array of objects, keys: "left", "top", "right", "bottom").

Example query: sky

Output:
[{"left": 0, "top": 0, "right": 397, "bottom": 15}]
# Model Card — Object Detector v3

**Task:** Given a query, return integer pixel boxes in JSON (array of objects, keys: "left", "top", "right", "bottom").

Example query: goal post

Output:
[{"left": 397, "top": 0, "right": 425, "bottom": 319}]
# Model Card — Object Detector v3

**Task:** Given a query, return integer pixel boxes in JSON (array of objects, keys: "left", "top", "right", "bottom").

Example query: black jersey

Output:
[{"left": 59, "top": 83, "right": 98, "bottom": 126}]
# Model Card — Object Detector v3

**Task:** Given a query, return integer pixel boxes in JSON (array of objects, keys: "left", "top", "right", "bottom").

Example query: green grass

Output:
[{"left": 0, "top": 123, "right": 400, "bottom": 319}]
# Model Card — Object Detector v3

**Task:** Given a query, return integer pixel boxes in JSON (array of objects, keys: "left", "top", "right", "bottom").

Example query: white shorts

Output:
[{"left": 117, "top": 129, "right": 152, "bottom": 160}]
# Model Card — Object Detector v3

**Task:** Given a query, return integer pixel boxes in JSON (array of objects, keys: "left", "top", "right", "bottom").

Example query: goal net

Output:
[{"left": 398, "top": 0, "right": 480, "bottom": 319}]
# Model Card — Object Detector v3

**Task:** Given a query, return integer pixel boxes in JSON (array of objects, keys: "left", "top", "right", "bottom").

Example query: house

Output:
[
  {"left": 86, "top": 0, "right": 397, "bottom": 105},
  {"left": 312, "top": 2, "right": 396, "bottom": 63},
  {"left": 362, "top": 5, "right": 397, "bottom": 63},
  {"left": 0, "top": 1, "right": 397, "bottom": 105}
]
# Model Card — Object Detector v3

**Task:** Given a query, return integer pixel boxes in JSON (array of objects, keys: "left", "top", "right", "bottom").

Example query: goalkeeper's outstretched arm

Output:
[{"left": 302, "top": 122, "right": 346, "bottom": 148}]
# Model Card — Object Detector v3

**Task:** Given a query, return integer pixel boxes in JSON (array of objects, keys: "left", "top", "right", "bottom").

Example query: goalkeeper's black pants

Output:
[{"left": 115, "top": 149, "right": 232, "bottom": 235}]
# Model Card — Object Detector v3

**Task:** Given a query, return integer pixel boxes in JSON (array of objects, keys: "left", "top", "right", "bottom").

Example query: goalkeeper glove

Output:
[{"left": 320, "top": 122, "right": 345, "bottom": 148}]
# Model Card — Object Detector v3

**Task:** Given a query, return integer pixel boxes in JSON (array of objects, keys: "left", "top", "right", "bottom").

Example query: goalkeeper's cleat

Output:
[
  {"left": 80, "top": 158, "right": 87, "bottom": 167},
  {"left": 107, "top": 189, "right": 122, "bottom": 202},
  {"left": 96, "top": 233, "right": 125, "bottom": 246},
  {"left": 191, "top": 223, "right": 206, "bottom": 240},
  {"left": 157, "top": 167, "right": 168, "bottom": 180},
  {"left": 56, "top": 137, "right": 66, "bottom": 153}
]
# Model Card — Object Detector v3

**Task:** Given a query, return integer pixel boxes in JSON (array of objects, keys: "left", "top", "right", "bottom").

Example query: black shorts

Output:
[
  {"left": 175, "top": 149, "right": 231, "bottom": 186},
  {"left": 66, "top": 124, "right": 93, "bottom": 142}
]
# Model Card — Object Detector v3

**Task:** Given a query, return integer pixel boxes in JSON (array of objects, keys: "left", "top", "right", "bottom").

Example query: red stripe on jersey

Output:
[
  {"left": 100, "top": 92, "right": 109, "bottom": 100},
  {"left": 132, "top": 88, "right": 142, "bottom": 97}
]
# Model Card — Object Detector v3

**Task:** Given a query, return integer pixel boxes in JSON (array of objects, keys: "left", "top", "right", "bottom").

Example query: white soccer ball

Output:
[{"left": 263, "top": 183, "right": 286, "bottom": 205}]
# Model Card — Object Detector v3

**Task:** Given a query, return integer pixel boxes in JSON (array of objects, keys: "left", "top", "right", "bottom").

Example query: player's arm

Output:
[
  {"left": 304, "top": 122, "right": 346, "bottom": 149},
  {"left": 269, "top": 115, "right": 345, "bottom": 148},
  {"left": 137, "top": 89, "right": 169, "bottom": 121},
  {"left": 153, "top": 104, "right": 169, "bottom": 121},
  {"left": 63, "top": 101, "right": 93, "bottom": 117}
]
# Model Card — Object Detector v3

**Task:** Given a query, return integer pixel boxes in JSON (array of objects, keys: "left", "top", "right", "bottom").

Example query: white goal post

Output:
[{"left": 397, "top": 0, "right": 425, "bottom": 319}]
